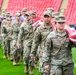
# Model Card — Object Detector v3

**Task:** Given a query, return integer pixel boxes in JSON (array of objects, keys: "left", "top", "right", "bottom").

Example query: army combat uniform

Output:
[
  {"left": 42, "top": 15, "right": 75, "bottom": 75},
  {"left": 17, "top": 12, "right": 34, "bottom": 74},
  {"left": 1, "top": 18, "right": 12, "bottom": 59},
  {"left": 11, "top": 14, "right": 22, "bottom": 65},
  {"left": 31, "top": 11, "right": 53, "bottom": 74}
]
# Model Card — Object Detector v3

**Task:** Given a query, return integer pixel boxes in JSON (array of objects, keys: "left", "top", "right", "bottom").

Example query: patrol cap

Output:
[
  {"left": 5, "top": 12, "right": 10, "bottom": 17},
  {"left": 22, "top": 8, "right": 27, "bottom": 12},
  {"left": 10, "top": 13, "right": 12, "bottom": 17},
  {"left": 25, "top": 12, "right": 31, "bottom": 16},
  {"left": 46, "top": 8, "right": 54, "bottom": 13},
  {"left": 30, "top": 10, "right": 36, "bottom": 15},
  {"left": 2, "top": 9, "right": 6, "bottom": 12},
  {"left": 6, "top": 17, "right": 12, "bottom": 21},
  {"left": 52, "top": 12, "right": 59, "bottom": 18},
  {"left": 15, "top": 12, "right": 21, "bottom": 16},
  {"left": 43, "top": 11, "right": 52, "bottom": 17},
  {"left": 6, "top": 12, "right": 10, "bottom": 14},
  {"left": 17, "top": 11, "right": 21, "bottom": 14},
  {"left": 55, "top": 15, "right": 66, "bottom": 23}
]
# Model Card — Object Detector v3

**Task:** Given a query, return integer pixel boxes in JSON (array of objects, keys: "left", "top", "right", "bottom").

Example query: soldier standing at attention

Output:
[
  {"left": 30, "top": 11, "right": 53, "bottom": 75},
  {"left": 17, "top": 12, "right": 34, "bottom": 75},
  {"left": 11, "top": 12, "right": 22, "bottom": 65},
  {"left": 42, "top": 15, "right": 75, "bottom": 75}
]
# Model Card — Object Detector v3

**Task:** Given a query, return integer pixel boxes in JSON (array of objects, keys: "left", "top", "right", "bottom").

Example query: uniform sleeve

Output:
[
  {"left": 17, "top": 24, "right": 24, "bottom": 46},
  {"left": 1, "top": 25, "right": 7, "bottom": 38},
  {"left": 12, "top": 22, "right": 18, "bottom": 32},
  {"left": 31, "top": 27, "right": 41, "bottom": 56},
  {"left": 42, "top": 35, "right": 52, "bottom": 66}
]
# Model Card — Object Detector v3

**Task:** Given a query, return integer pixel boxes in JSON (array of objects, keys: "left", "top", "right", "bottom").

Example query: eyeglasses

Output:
[{"left": 58, "top": 22, "right": 65, "bottom": 24}]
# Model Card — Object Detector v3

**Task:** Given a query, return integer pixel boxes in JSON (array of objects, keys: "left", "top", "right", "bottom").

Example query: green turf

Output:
[{"left": 0, "top": 46, "right": 76, "bottom": 75}]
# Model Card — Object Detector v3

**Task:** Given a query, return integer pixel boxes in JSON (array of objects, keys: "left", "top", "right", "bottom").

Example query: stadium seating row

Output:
[
  {"left": 65, "top": 0, "right": 76, "bottom": 24},
  {"left": 7, "top": 0, "right": 62, "bottom": 17}
]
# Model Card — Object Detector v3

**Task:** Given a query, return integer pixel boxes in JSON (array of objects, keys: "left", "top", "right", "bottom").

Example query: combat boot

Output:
[
  {"left": 30, "top": 66, "right": 34, "bottom": 75},
  {"left": 9, "top": 55, "right": 13, "bottom": 61},
  {"left": 20, "top": 55, "right": 23, "bottom": 61},
  {"left": 34, "top": 63, "right": 39, "bottom": 69},
  {"left": 24, "top": 65, "right": 28, "bottom": 74},
  {"left": 3, "top": 54, "right": 7, "bottom": 58},
  {"left": 8, "top": 54, "right": 10, "bottom": 60},
  {"left": 13, "top": 60, "right": 19, "bottom": 66}
]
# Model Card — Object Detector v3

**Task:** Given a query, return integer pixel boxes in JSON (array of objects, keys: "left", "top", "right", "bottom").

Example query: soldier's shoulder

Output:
[
  {"left": 47, "top": 30, "right": 56, "bottom": 39},
  {"left": 20, "top": 23, "right": 24, "bottom": 28},
  {"left": 37, "top": 23, "right": 45, "bottom": 30},
  {"left": 12, "top": 20, "right": 16, "bottom": 25}
]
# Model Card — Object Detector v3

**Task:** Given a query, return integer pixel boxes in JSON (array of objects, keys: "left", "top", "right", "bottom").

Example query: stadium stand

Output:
[
  {"left": 7, "top": 0, "right": 62, "bottom": 17},
  {"left": 0, "top": 0, "right": 3, "bottom": 7},
  {"left": 65, "top": 0, "right": 76, "bottom": 24}
]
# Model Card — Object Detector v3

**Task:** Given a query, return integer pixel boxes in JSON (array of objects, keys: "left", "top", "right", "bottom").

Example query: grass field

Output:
[{"left": 0, "top": 46, "right": 76, "bottom": 75}]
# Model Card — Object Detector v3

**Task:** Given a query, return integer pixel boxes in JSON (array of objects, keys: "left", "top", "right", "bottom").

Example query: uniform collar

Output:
[
  {"left": 43, "top": 22, "right": 52, "bottom": 29},
  {"left": 55, "top": 29, "right": 67, "bottom": 37}
]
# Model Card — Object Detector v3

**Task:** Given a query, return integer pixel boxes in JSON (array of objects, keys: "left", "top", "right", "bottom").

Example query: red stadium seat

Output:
[
  {"left": 65, "top": 0, "right": 76, "bottom": 24},
  {"left": 0, "top": 0, "right": 3, "bottom": 7},
  {"left": 7, "top": 0, "right": 62, "bottom": 17}
]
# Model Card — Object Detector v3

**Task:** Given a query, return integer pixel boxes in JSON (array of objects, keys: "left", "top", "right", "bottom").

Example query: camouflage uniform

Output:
[
  {"left": 1, "top": 23, "right": 8, "bottom": 57},
  {"left": 42, "top": 30, "right": 74, "bottom": 75},
  {"left": 31, "top": 11, "right": 53, "bottom": 75},
  {"left": 1, "top": 18, "right": 12, "bottom": 58},
  {"left": 17, "top": 19, "right": 33, "bottom": 65},
  {"left": 17, "top": 12, "right": 34, "bottom": 74},
  {"left": 1, "top": 13, "right": 12, "bottom": 58},
  {"left": 12, "top": 18, "right": 22, "bottom": 64},
  {"left": 42, "top": 15, "right": 75, "bottom": 75}
]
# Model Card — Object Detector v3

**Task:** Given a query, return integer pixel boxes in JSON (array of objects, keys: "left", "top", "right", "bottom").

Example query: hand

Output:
[
  {"left": 44, "top": 65, "right": 50, "bottom": 72},
  {"left": 30, "top": 54, "right": 35, "bottom": 61},
  {"left": 17, "top": 44, "right": 21, "bottom": 49}
]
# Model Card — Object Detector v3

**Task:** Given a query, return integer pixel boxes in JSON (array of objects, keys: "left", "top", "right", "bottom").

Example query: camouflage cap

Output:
[
  {"left": 55, "top": 15, "right": 66, "bottom": 22},
  {"left": 30, "top": 10, "right": 36, "bottom": 15},
  {"left": 25, "top": 12, "right": 31, "bottom": 16},
  {"left": 52, "top": 12, "right": 59, "bottom": 18},
  {"left": 43, "top": 11, "right": 52, "bottom": 17},
  {"left": 2, "top": 9, "right": 6, "bottom": 12},
  {"left": 6, "top": 17, "right": 12, "bottom": 21},
  {"left": 46, "top": 8, "right": 54, "bottom": 13},
  {"left": 15, "top": 12, "right": 21, "bottom": 16},
  {"left": 22, "top": 8, "right": 27, "bottom": 12},
  {"left": 5, "top": 12, "right": 10, "bottom": 16}
]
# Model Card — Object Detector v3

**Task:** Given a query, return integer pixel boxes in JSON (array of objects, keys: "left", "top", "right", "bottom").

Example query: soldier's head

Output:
[
  {"left": 22, "top": 8, "right": 27, "bottom": 15},
  {"left": 51, "top": 12, "right": 59, "bottom": 24},
  {"left": 46, "top": 8, "right": 54, "bottom": 13},
  {"left": 25, "top": 12, "right": 32, "bottom": 21},
  {"left": 4, "top": 12, "right": 11, "bottom": 18},
  {"left": 43, "top": 11, "right": 52, "bottom": 24},
  {"left": 15, "top": 12, "right": 21, "bottom": 20},
  {"left": 55, "top": 15, "right": 66, "bottom": 31},
  {"left": 6, "top": 17, "right": 12, "bottom": 24},
  {"left": 30, "top": 10, "right": 36, "bottom": 19}
]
